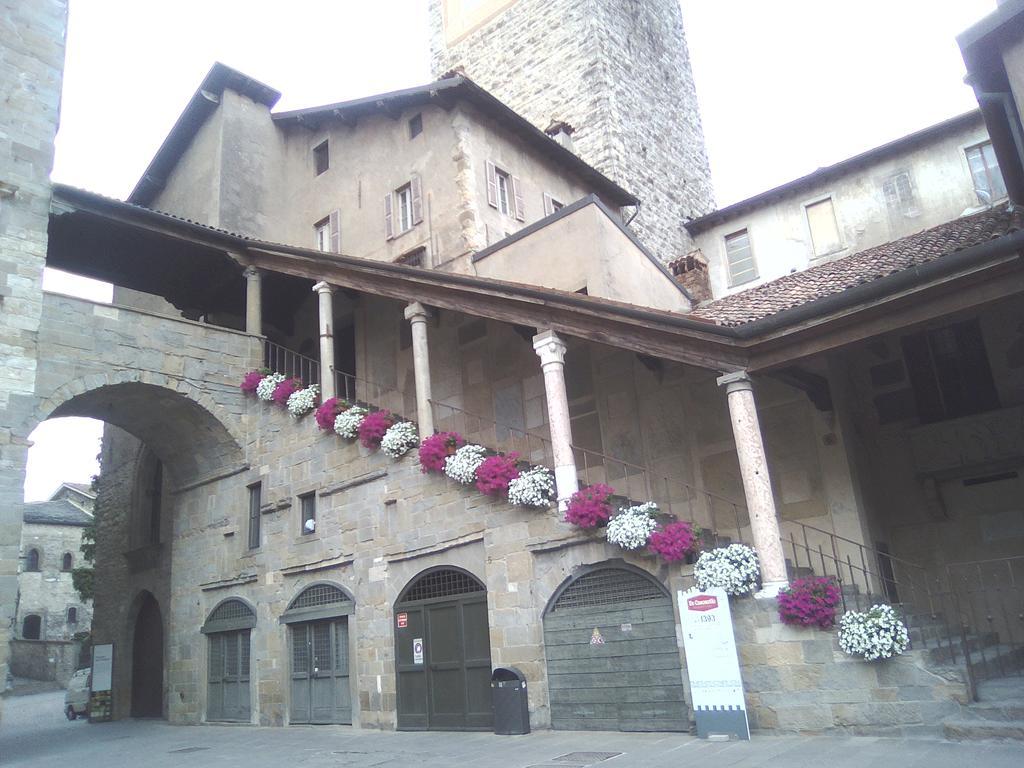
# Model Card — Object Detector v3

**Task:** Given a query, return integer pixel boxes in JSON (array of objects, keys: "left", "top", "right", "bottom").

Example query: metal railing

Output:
[
  {"left": 334, "top": 370, "right": 407, "bottom": 419},
  {"left": 263, "top": 340, "right": 320, "bottom": 386}
]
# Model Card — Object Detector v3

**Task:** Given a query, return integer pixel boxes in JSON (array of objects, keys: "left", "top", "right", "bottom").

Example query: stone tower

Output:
[
  {"left": 0, "top": 0, "right": 68, "bottom": 707},
  {"left": 429, "top": 0, "right": 714, "bottom": 261}
]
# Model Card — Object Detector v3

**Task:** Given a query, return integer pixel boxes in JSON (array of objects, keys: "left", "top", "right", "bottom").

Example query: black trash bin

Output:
[{"left": 491, "top": 667, "right": 530, "bottom": 735}]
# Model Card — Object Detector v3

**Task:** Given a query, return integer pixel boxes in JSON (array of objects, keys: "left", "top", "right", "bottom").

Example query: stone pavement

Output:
[{"left": 2, "top": 692, "right": 1023, "bottom": 768}]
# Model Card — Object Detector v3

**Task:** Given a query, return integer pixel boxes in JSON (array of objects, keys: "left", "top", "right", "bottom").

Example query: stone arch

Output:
[
  {"left": 127, "top": 589, "right": 164, "bottom": 718},
  {"left": 542, "top": 559, "right": 671, "bottom": 617},
  {"left": 34, "top": 373, "right": 244, "bottom": 486}
]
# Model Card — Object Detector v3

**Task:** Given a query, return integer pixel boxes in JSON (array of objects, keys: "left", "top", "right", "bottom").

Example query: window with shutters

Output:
[
  {"left": 543, "top": 192, "right": 565, "bottom": 216},
  {"left": 315, "top": 218, "right": 330, "bottom": 252},
  {"left": 385, "top": 177, "right": 423, "bottom": 239},
  {"left": 724, "top": 228, "right": 757, "bottom": 286},
  {"left": 247, "top": 482, "right": 261, "bottom": 550},
  {"left": 314, "top": 211, "right": 341, "bottom": 253},
  {"left": 485, "top": 160, "right": 525, "bottom": 221},
  {"left": 313, "top": 140, "right": 329, "bottom": 175},
  {"left": 805, "top": 197, "right": 842, "bottom": 257},
  {"left": 965, "top": 141, "right": 1007, "bottom": 205}
]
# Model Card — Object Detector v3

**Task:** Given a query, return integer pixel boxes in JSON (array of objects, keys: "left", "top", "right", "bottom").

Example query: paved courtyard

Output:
[{"left": 2, "top": 691, "right": 1023, "bottom": 768}]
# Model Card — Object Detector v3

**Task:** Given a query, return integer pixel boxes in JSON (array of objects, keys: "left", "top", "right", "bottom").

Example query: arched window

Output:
[
  {"left": 67, "top": 607, "right": 78, "bottom": 624},
  {"left": 62, "top": 552, "right": 73, "bottom": 571},
  {"left": 22, "top": 615, "right": 41, "bottom": 639},
  {"left": 25, "top": 548, "right": 40, "bottom": 572}
]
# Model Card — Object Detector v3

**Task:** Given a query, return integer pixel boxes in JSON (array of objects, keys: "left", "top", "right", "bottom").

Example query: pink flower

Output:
[
  {"left": 418, "top": 432, "right": 464, "bottom": 473},
  {"left": 240, "top": 369, "right": 268, "bottom": 395},
  {"left": 648, "top": 521, "right": 700, "bottom": 563},
  {"left": 475, "top": 453, "right": 520, "bottom": 497},
  {"left": 315, "top": 397, "right": 349, "bottom": 432},
  {"left": 777, "top": 576, "right": 842, "bottom": 629},
  {"left": 271, "top": 377, "right": 303, "bottom": 407},
  {"left": 358, "top": 410, "right": 394, "bottom": 449},
  {"left": 565, "top": 484, "right": 616, "bottom": 529}
]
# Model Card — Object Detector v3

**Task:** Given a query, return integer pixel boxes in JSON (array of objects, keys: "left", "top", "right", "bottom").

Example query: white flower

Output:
[
  {"left": 381, "top": 421, "right": 419, "bottom": 458},
  {"left": 507, "top": 466, "right": 555, "bottom": 508},
  {"left": 838, "top": 604, "right": 910, "bottom": 661},
  {"left": 606, "top": 503, "right": 659, "bottom": 550},
  {"left": 444, "top": 444, "right": 488, "bottom": 485},
  {"left": 694, "top": 544, "right": 760, "bottom": 595},
  {"left": 334, "top": 406, "right": 368, "bottom": 439},
  {"left": 255, "top": 373, "right": 285, "bottom": 401},
  {"left": 286, "top": 384, "right": 319, "bottom": 417}
]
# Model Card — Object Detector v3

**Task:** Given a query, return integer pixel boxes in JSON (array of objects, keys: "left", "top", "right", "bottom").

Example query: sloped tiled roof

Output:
[
  {"left": 23, "top": 499, "right": 93, "bottom": 527},
  {"left": 692, "top": 203, "right": 1024, "bottom": 327}
]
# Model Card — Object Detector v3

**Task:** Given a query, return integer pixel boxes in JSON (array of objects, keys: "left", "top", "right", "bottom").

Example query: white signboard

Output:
[
  {"left": 678, "top": 587, "right": 750, "bottom": 740},
  {"left": 413, "top": 638, "right": 424, "bottom": 665},
  {"left": 91, "top": 643, "right": 114, "bottom": 692}
]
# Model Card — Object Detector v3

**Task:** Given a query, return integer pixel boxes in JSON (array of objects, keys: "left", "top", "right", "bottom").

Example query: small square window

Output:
[
  {"left": 409, "top": 113, "right": 423, "bottom": 139},
  {"left": 300, "top": 492, "right": 316, "bottom": 535},
  {"left": 313, "top": 140, "right": 329, "bottom": 176}
]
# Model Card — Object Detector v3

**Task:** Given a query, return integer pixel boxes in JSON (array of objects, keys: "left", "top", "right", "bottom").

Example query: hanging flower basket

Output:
[
  {"left": 272, "top": 377, "right": 304, "bottom": 407},
  {"left": 444, "top": 444, "right": 488, "bottom": 485},
  {"left": 694, "top": 543, "right": 760, "bottom": 596},
  {"left": 475, "top": 453, "right": 520, "bottom": 497},
  {"left": 838, "top": 604, "right": 910, "bottom": 661},
  {"left": 255, "top": 372, "right": 286, "bottom": 402},
  {"left": 241, "top": 369, "right": 271, "bottom": 395},
  {"left": 564, "top": 484, "right": 616, "bottom": 529},
  {"left": 606, "top": 502, "right": 659, "bottom": 551},
  {"left": 777, "top": 576, "right": 842, "bottom": 629},
  {"left": 381, "top": 421, "right": 419, "bottom": 458},
  {"left": 418, "top": 432, "right": 464, "bottom": 473},
  {"left": 315, "top": 397, "right": 350, "bottom": 431},
  {"left": 648, "top": 520, "right": 701, "bottom": 564},
  {"left": 334, "top": 405, "right": 368, "bottom": 439},
  {"left": 507, "top": 466, "right": 555, "bottom": 508},
  {"left": 286, "top": 384, "right": 319, "bottom": 417},
  {"left": 358, "top": 410, "right": 394, "bottom": 449}
]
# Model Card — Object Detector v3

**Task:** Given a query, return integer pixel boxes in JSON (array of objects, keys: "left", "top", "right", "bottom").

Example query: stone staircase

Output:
[{"left": 944, "top": 677, "right": 1024, "bottom": 742}]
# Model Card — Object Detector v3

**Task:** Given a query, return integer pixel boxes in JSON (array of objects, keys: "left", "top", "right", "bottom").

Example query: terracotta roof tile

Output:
[{"left": 691, "top": 203, "right": 1024, "bottom": 327}]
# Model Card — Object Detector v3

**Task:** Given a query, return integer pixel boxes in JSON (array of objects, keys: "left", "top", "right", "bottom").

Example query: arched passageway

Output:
[{"left": 130, "top": 591, "right": 164, "bottom": 718}]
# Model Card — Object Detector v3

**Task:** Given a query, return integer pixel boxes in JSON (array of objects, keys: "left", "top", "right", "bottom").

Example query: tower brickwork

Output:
[{"left": 429, "top": 0, "right": 714, "bottom": 261}]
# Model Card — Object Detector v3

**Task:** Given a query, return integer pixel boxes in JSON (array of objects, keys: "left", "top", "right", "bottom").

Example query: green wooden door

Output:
[
  {"left": 543, "top": 566, "right": 687, "bottom": 732},
  {"left": 290, "top": 619, "right": 351, "bottom": 724},
  {"left": 207, "top": 630, "right": 251, "bottom": 722}
]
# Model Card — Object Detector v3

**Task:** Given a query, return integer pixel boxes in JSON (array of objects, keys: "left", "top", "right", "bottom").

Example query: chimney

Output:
[
  {"left": 669, "top": 250, "right": 712, "bottom": 304},
  {"left": 545, "top": 120, "right": 576, "bottom": 153}
]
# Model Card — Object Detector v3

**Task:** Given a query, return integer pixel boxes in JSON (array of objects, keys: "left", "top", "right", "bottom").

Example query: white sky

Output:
[{"left": 27, "top": 0, "right": 996, "bottom": 500}]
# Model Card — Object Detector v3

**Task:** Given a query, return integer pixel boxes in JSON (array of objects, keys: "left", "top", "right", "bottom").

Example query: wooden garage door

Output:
[{"left": 543, "top": 566, "right": 687, "bottom": 732}]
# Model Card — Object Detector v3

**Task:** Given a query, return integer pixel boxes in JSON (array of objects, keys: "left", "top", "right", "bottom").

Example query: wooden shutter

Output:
[
  {"left": 328, "top": 210, "right": 340, "bottom": 254},
  {"left": 485, "top": 160, "right": 497, "bottom": 208},
  {"left": 543, "top": 192, "right": 553, "bottom": 216},
  {"left": 411, "top": 175, "right": 423, "bottom": 225},
  {"left": 384, "top": 193, "right": 394, "bottom": 240},
  {"left": 511, "top": 175, "right": 525, "bottom": 221}
]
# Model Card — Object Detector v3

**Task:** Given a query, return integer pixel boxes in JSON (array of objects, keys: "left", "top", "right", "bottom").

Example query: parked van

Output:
[{"left": 64, "top": 668, "right": 90, "bottom": 720}]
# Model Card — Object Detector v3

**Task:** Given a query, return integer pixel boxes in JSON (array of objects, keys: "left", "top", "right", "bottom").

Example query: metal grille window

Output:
[
  {"left": 550, "top": 568, "right": 665, "bottom": 612},
  {"left": 724, "top": 228, "right": 757, "bottom": 286},
  {"left": 966, "top": 141, "right": 1007, "bottom": 205},
  {"left": 247, "top": 483, "right": 261, "bottom": 550},
  {"left": 209, "top": 599, "right": 255, "bottom": 624},
  {"left": 402, "top": 569, "right": 485, "bottom": 603},
  {"left": 291, "top": 584, "right": 350, "bottom": 610}
]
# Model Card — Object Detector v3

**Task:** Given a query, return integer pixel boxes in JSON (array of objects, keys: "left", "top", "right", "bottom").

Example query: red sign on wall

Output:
[
  {"left": 687, "top": 595, "right": 719, "bottom": 612},
  {"left": 396, "top": 612, "right": 408, "bottom": 628}
]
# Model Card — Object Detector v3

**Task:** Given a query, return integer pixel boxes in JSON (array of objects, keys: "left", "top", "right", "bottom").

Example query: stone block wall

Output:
[
  {"left": 18, "top": 521, "right": 92, "bottom": 640},
  {"left": 722, "top": 595, "right": 969, "bottom": 736},
  {"left": 429, "top": 0, "right": 714, "bottom": 260},
  {"left": 9, "top": 638, "right": 81, "bottom": 685},
  {"left": 0, "top": 0, "right": 68, "bottom": 706}
]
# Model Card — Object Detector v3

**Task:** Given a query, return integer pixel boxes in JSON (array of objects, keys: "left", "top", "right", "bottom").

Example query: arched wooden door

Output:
[
  {"left": 202, "top": 598, "right": 255, "bottom": 722},
  {"left": 131, "top": 592, "right": 164, "bottom": 718},
  {"left": 282, "top": 583, "right": 353, "bottom": 725},
  {"left": 543, "top": 565, "right": 686, "bottom": 732},
  {"left": 394, "top": 567, "right": 492, "bottom": 730}
]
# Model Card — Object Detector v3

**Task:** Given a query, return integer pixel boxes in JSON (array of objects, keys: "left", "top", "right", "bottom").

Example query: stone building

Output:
[{"left": 3, "top": 0, "right": 1024, "bottom": 740}]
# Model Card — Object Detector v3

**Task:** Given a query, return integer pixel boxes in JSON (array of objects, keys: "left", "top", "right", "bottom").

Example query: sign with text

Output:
[
  {"left": 396, "top": 612, "right": 408, "bottom": 629},
  {"left": 89, "top": 643, "right": 114, "bottom": 723},
  {"left": 413, "top": 638, "right": 424, "bottom": 665},
  {"left": 678, "top": 587, "right": 749, "bottom": 740}
]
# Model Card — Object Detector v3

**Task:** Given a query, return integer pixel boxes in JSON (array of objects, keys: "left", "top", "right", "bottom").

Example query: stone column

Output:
[
  {"left": 313, "top": 281, "right": 336, "bottom": 400},
  {"left": 717, "top": 370, "right": 788, "bottom": 597},
  {"left": 533, "top": 330, "right": 578, "bottom": 509},
  {"left": 403, "top": 302, "right": 434, "bottom": 438},
  {"left": 244, "top": 266, "right": 262, "bottom": 335}
]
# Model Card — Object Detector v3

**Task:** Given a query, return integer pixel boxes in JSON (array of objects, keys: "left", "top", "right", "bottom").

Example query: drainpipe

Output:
[{"left": 974, "top": 88, "right": 1024, "bottom": 206}]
